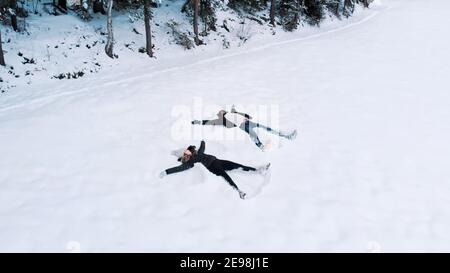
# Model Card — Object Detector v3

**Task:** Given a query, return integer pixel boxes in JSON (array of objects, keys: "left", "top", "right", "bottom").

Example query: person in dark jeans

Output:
[
  {"left": 192, "top": 105, "right": 296, "bottom": 150},
  {"left": 160, "top": 141, "right": 269, "bottom": 199}
]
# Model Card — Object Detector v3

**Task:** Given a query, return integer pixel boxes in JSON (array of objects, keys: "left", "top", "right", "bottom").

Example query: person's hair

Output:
[{"left": 187, "top": 145, "right": 196, "bottom": 153}]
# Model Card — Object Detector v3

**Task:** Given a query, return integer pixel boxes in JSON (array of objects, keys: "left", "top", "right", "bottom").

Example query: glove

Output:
[
  {"left": 191, "top": 120, "right": 201, "bottom": 125},
  {"left": 159, "top": 171, "right": 167, "bottom": 179}
]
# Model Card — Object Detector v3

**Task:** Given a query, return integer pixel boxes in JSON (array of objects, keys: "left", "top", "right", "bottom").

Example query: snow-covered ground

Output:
[
  {"left": 0, "top": 0, "right": 376, "bottom": 95},
  {"left": 1, "top": 0, "right": 450, "bottom": 252}
]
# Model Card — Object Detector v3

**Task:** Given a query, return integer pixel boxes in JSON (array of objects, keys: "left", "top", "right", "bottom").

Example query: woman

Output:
[
  {"left": 160, "top": 141, "right": 269, "bottom": 199},
  {"left": 192, "top": 105, "right": 296, "bottom": 150}
]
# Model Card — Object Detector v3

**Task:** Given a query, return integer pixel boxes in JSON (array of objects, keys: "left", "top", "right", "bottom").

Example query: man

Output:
[{"left": 192, "top": 105, "right": 297, "bottom": 150}]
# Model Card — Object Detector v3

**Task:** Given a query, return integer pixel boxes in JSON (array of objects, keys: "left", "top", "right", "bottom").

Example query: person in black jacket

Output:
[
  {"left": 191, "top": 105, "right": 297, "bottom": 150},
  {"left": 160, "top": 141, "right": 268, "bottom": 199}
]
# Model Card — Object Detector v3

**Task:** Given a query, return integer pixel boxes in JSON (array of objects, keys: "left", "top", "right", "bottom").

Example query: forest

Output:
[{"left": 0, "top": 0, "right": 372, "bottom": 67}]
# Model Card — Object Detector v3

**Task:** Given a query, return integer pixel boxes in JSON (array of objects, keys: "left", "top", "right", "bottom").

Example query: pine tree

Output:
[
  {"left": 9, "top": 0, "right": 18, "bottom": 32},
  {"left": 200, "top": 0, "right": 217, "bottom": 33},
  {"left": 279, "top": 0, "right": 301, "bottom": 31},
  {"left": 361, "top": 0, "right": 370, "bottom": 8},
  {"left": 181, "top": 0, "right": 218, "bottom": 37},
  {"left": 269, "top": 0, "right": 276, "bottom": 26},
  {"left": 227, "top": 0, "right": 267, "bottom": 12},
  {"left": 303, "top": 0, "right": 324, "bottom": 25}
]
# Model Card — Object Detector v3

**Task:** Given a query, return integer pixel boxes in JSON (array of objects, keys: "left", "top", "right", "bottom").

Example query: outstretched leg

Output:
[
  {"left": 217, "top": 169, "right": 239, "bottom": 190},
  {"left": 255, "top": 123, "right": 290, "bottom": 138},
  {"left": 219, "top": 160, "right": 256, "bottom": 172},
  {"left": 216, "top": 169, "right": 246, "bottom": 199},
  {"left": 248, "top": 128, "right": 265, "bottom": 148},
  {"left": 208, "top": 161, "right": 246, "bottom": 199},
  {"left": 240, "top": 122, "right": 265, "bottom": 149}
]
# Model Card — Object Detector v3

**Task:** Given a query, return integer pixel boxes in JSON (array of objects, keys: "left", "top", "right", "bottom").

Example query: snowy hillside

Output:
[
  {"left": 0, "top": 0, "right": 373, "bottom": 94},
  {"left": 2, "top": 0, "right": 450, "bottom": 252}
]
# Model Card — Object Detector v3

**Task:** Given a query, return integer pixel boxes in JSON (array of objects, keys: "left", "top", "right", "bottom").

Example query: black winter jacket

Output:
[{"left": 165, "top": 141, "right": 217, "bottom": 175}]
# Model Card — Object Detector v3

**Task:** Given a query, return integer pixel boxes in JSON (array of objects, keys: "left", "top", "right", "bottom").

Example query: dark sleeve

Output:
[
  {"left": 201, "top": 119, "right": 222, "bottom": 126},
  {"left": 198, "top": 140, "right": 205, "bottom": 154},
  {"left": 165, "top": 162, "right": 194, "bottom": 175},
  {"left": 234, "top": 111, "right": 252, "bottom": 120}
]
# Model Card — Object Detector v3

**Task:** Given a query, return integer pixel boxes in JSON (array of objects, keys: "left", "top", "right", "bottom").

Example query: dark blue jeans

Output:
[{"left": 239, "top": 121, "right": 287, "bottom": 148}]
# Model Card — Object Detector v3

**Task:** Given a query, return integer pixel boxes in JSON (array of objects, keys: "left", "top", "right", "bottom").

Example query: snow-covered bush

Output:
[
  {"left": 236, "top": 20, "right": 254, "bottom": 45},
  {"left": 181, "top": 0, "right": 219, "bottom": 35},
  {"left": 227, "top": 0, "right": 268, "bottom": 13},
  {"left": 167, "top": 20, "right": 195, "bottom": 50}
]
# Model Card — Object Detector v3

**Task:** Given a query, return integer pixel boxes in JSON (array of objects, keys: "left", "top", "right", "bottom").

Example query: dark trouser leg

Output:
[
  {"left": 208, "top": 161, "right": 240, "bottom": 191},
  {"left": 218, "top": 170, "right": 240, "bottom": 191},
  {"left": 219, "top": 160, "right": 256, "bottom": 172}
]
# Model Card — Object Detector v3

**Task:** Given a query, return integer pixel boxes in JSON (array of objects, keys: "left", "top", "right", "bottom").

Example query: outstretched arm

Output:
[
  {"left": 192, "top": 110, "right": 228, "bottom": 126},
  {"left": 198, "top": 140, "right": 205, "bottom": 154},
  {"left": 231, "top": 105, "right": 252, "bottom": 119},
  {"left": 164, "top": 162, "right": 194, "bottom": 176},
  {"left": 192, "top": 119, "right": 223, "bottom": 126}
]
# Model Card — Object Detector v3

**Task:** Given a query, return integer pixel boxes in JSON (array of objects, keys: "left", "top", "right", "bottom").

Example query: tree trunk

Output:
[
  {"left": 299, "top": 0, "right": 305, "bottom": 16},
  {"left": 293, "top": 0, "right": 301, "bottom": 28},
  {"left": 11, "top": 14, "right": 18, "bottom": 32},
  {"left": 202, "top": 0, "right": 207, "bottom": 33},
  {"left": 105, "top": 0, "right": 115, "bottom": 58},
  {"left": 10, "top": 0, "right": 18, "bottom": 32},
  {"left": 338, "top": 0, "right": 345, "bottom": 17},
  {"left": 0, "top": 30, "right": 5, "bottom": 66},
  {"left": 144, "top": 0, "right": 153, "bottom": 57},
  {"left": 193, "top": 0, "right": 200, "bottom": 45},
  {"left": 58, "top": 0, "right": 67, "bottom": 10},
  {"left": 269, "top": 0, "right": 276, "bottom": 26},
  {"left": 93, "top": 0, "right": 106, "bottom": 14}
]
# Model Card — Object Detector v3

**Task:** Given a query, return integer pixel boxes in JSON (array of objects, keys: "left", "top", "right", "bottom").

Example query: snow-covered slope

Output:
[
  {"left": 0, "top": 1, "right": 375, "bottom": 95},
  {"left": 1, "top": 0, "right": 450, "bottom": 252}
]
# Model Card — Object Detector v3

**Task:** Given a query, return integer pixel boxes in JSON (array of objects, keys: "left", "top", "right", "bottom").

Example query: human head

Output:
[
  {"left": 218, "top": 110, "right": 227, "bottom": 117},
  {"left": 181, "top": 145, "right": 196, "bottom": 163},
  {"left": 187, "top": 145, "right": 196, "bottom": 153}
]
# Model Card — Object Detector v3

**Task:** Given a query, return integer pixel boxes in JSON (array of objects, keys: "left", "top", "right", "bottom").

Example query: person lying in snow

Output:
[
  {"left": 159, "top": 140, "right": 270, "bottom": 199},
  {"left": 191, "top": 105, "right": 297, "bottom": 150}
]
